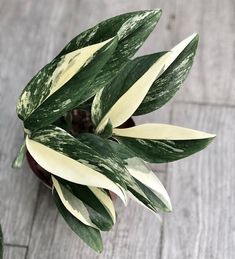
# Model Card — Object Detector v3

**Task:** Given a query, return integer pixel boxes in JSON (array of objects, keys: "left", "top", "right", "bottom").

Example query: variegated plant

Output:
[{"left": 13, "top": 9, "right": 215, "bottom": 252}]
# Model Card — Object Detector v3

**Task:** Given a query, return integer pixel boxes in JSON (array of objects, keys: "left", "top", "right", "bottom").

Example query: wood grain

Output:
[
  {"left": 171, "top": 0, "right": 235, "bottom": 105},
  {"left": 162, "top": 103, "right": 235, "bottom": 259},
  {"left": 3, "top": 245, "right": 27, "bottom": 259},
  {"left": 27, "top": 175, "right": 166, "bottom": 259}
]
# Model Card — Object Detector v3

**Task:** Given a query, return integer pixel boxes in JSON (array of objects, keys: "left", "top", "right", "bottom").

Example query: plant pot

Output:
[{"left": 26, "top": 109, "right": 135, "bottom": 189}]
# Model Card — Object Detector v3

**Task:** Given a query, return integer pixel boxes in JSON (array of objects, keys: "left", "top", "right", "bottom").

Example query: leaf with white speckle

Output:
[
  {"left": 109, "top": 141, "right": 172, "bottom": 213},
  {"left": 135, "top": 33, "right": 199, "bottom": 115},
  {"left": 92, "top": 51, "right": 171, "bottom": 133},
  {"left": 113, "top": 124, "right": 215, "bottom": 163},
  {"left": 26, "top": 125, "right": 128, "bottom": 204},
  {"left": 77, "top": 133, "right": 171, "bottom": 213},
  {"left": 17, "top": 37, "right": 118, "bottom": 131},
  {"left": 57, "top": 9, "right": 162, "bottom": 95},
  {"left": 52, "top": 177, "right": 116, "bottom": 231}
]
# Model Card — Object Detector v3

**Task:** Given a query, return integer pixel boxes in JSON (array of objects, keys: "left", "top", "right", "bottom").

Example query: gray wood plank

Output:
[
  {"left": 27, "top": 173, "right": 166, "bottom": 259},
  {"left": 0, "top": 160, "right": 39, "bottom": 246},
  {"left": 3, "top": 245, "right": 27, "bottom": 259},
  {"left": 0, "top": 5, "right": 40, "bottom": 240},
  {"left": 171, "top": 0, "right": 235, "bottom": 105},
  {"left": 0, "top": 0, "right": 65, "bottom": 246},
  {"left": 60, "top": 0, "right": 235, "bottom": 106},
  {"left": 161, "top": 103, "right": 235, "bottom": 259}
]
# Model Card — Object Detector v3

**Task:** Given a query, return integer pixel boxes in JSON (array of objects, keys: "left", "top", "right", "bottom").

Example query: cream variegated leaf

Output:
[
  {"left": 49, "top": 38, "right": 114, "bottom": 96},
  {"left": 25, "top": 131, "right": 128, "bottom": 204},
  {"left": 52, "top": 177, "right": 116, "bottom": 231},
  {"left": 53, "top": 189, "right": 103, "bottom": 252},
  {"left": 113, "top": 124, "right": 215, "bottom": 163},
  {"left": 93, "top": 52, "right": 171, "bottom": 133},
  {"left": 124, "top": 156, "right": 172, "bottom": 212},
  {"left": 52, "top": 177, "right": 98, "bottom": 229},
  {"left": 108, "top": 141, "right": 172, "bottom": 212},
  {"left": 58, "top": 9, "right": 162, "bottom": 57},
  {"left": 78, "top": 133, "right": 171, "bottom": 212},
  {"left": 18, "top": 38, "right": 118, "bottom": 131},
  {"left": 56, "top": 9, "right": 162, "bottom": 98},
  {"left": 92, "top": 34, "right": 198, "bottom": 133},
  {"left": 135, "top": 33, "right": 199, "bottom": 115},
  {"left": 18, "top": 38, "right": 113, "bottom": 119},
  {"left": 88, "top": 186, "right": 116, "bottom": 224},
  {"left": 113, "top": 123, "right": 215, "bottom": 140}
]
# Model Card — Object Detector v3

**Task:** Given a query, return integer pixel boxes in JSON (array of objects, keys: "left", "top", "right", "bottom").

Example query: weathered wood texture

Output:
[
  {"left": 162, "top": 104, "right": 235, "bottom": 259},
  {"left": 0, "top": 0, "right": 234, "bottom": 258},
  {"left": 27, "top": 175, "right": 165, "bottom": 259},
  {"left": 3, "top": 245, "right": 27, "bottom": 259}
]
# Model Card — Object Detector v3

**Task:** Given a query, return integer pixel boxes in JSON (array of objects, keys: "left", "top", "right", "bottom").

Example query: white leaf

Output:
[
  {"left": 49, "top": 38, "right": 114, "bottom": 96},
  {"left": 52, "top": 177, "right": 98, "bottom": 228},
  {"left": 26, "top": 137, "right": 127, "bottom": 204},
  {"left": 113, "top": 123, "right": 215, "bottom": 140},
  {"left": 95, "top": 34, "right": 198, "bottom": 133},
  {"left": 95, "top": 52, "right": 172, "bottom": 133},
  {"left": 88, "top": 187, "right": 116, "bottom": 223},
  {"left": 125, "top": 156, "right": 172, "bottom": 212}
]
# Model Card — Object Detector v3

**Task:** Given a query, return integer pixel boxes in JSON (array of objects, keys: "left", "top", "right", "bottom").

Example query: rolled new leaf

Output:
[
  {"left": 26, "top": 126, "right": 127, "bottom": 204},
  {"left": 57, "top": 9, "right": 162, "bottom": 95},
  {"left": 53, "top": 189, "right": 103, "bottom": 253},
  {"left": 17, "top": 37, "right": 118, "bottom": 131},
  {"left": 77, "top": 133, "right": 171, "bottom": 213},
  {"left": 108, "top": 141, "right": 172, "bottom": 213},
  {"left": 12, "top": 140, "right": 26, "bottom": 169},
  {"left": 113, "top": 124, "right": 215, "bottom": 163},
  {"left": 135, "top": 33, "right": 199, "bottom": 115},
  {"left": 92, "top": 52, "right": 172, "bottom": 133},
  {"left": 52, "top": 177, "right": 115, "bottom": 231}
]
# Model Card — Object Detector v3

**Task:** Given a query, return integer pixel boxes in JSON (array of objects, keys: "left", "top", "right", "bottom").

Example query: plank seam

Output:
[
  {"left": 175, "top": 100, "right": 235, "bottom": 108},
  {"left": 4, "top": 243, "right": 28, "bottom": 249},
  {"left": 24, "top": 183, "right": 42, "bottom": 259},
  {"left": 158, "top": 104, "right": 174, "bottom": 259}
]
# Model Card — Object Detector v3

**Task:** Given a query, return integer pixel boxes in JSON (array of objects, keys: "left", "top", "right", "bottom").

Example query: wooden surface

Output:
[{"left": 0, "top": 0, "right": 234, "bottom": 258}]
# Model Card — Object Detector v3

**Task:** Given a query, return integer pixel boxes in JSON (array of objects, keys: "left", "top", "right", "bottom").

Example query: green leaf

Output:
[
  {"left": 97, "top": 119, "right": 113, "bottom": 138},
  {"left": 0, "top": 224, "right": 3, "bottom": 259},
  {"left": 77, "top": 133, "right": 171, "bottom": 213},
  {"left": 76, "top": 133, "right": 135, "bottom": 185},
  {"left": 57, "top": 10, "right": 162, "bottom": 56},
  {"left": 135, "top": 34, "right": 199, "bottom": 115},
  {"left": 18, "top": 37, "right": 118, "bottom": 131},
  {"left": 26, "top": 125, "right": 127, "bottom": 203},
  {"left": 12, "top": 140, "right": 26, "bottom": 169},
  {"left": 92, "top": 34, "right": 199, "bottom": 133},
  {"left": 53, "top": 189, "right": 103, "bottom": 253},
  {"left": 113, "top": 123, "right": 215, "bottom": 163},
  {"left": 92, "top": 52, "right": 171, "bottom": 132},
  {"left": 52, "top": 177, "right": 115, "bottom": 231},
  {"left": 56, "top": 9, "right": 162, "bottom": 95},
  {"left": 108, "top": 141, "right": 172, "bottom": 212}
]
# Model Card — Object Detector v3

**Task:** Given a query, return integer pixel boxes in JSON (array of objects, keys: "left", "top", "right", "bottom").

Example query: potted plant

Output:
[{"left": 12, "top": 9, "right": 215, "bottom": 252}]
